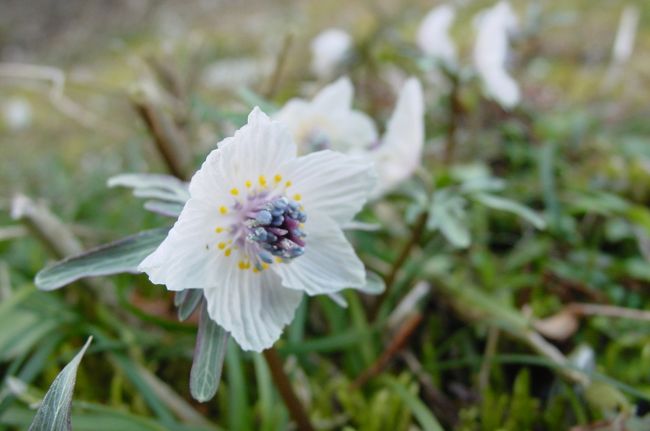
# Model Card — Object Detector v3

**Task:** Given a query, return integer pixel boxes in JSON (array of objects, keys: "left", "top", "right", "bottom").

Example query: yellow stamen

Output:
[
  {"left": 259, "top": 175, "right": 267, "bottom": 187},
  {"left": 245, "top": 180, "right": 252, "bottom": 188},
  {"left": 218, "top": 242, "right": 226, "bottom": 250},
  {"left": 293, "top": 193, "right": 302, "bottom": 201},
  {"left": 274, "top": 174, "right": 282, "bottom": 183},
  {"left": 219, "top": 206, "right": 228, "bottom": 215},
  {"left": 230, "top": 188, "right": 239, "bottom": 196},
  {"left": 238, "top": 260, "right": 247, "bottom": 270},
  {"left": 285, "top": 180, "right": 292, "bottom": 188},
  {"left": 275, "top": 257, "right": 283, "bottom": 263},
  {"left": 215, "top": 227, "right": 224, "bottom": 233},
  {"left": 262, "top": 263, "right": 270, "bottom": 270},
  {"left": 225, "top": 248, "right": 232, "bottom": 257}
]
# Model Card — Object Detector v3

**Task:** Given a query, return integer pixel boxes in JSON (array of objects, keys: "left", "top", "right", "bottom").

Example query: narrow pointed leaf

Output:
[
  {"left": 35, "top": 228, "right": 169, "bottom": 291},
  {"left": 143, "top": 200, "right": 184, "bottom": 218},
  {"left": 428, "top": 190, "right": 470, "bottom": 248},
  {"left": 190, "top": 300, "right": 229, "bottom": 402},
  {"left": 108, "top": 173, "right": 190, "bottom": 204},
  {"left": 28, "top": 337, "right": 92, "bottom": 431},
  {"left": 473, "top": 193, "right": 546, "bottom": 229},
  {"left": 381, "top": 376, "right": 444, "bottom": 431},
  {"left": 177, "top": 289, "right": 204, "bottom": 322},
  {"left": 357, "top": 271, "right": 386, "bottom": 294}
]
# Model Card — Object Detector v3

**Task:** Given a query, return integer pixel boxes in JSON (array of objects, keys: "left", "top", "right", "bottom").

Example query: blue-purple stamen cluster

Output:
[{"left": 247, "top": 197, "right": 307, "bottom": 261}]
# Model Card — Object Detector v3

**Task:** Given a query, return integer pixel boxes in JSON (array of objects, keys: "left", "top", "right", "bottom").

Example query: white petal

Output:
[
  {"left": 372, "top": 78, "right": 424, "bottom": 195},
  {"left": 138, "top": 199, "right": 224, "bottom": 291},
  {"left": 417, "top": 5, "right": 457, "bottom": 67},
  {"left": 312, "top": 76, "right": 353, "bottom": 110},
  {"left": 280, "top": 150, "right": 376, "bottom": 224},
  {"left": 272, "top": 213, "right": 366, "bottom": 295},
  {"left": 326, "top": 109, "right": 378, "bottom": 153},
  {"left": 473, "top": 1, "right": 520, "bottom": 109},
  {"left": 310, "top": 28, "right": 352, "bottom": 79},
  {"left": 274, "top": 79, "right": 377, "bottom": 154},
  {"left": 195, "top": 107, "right": 297, "bottom": 194},
  {"left": 203, "top": 263, "right": 303, "bottom": 352}
]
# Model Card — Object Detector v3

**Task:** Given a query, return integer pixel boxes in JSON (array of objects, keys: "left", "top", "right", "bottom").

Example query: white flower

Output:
[
  {"left": 139, "top": 108, "right": 376, "bottom": 352},
  {"left": 310, "top": 28, "right": 352, "bottom": 80},
  {"left": 417, "top": 4, "right": 457, "bottom": 69},
  {"left": 274, "top": 77, "right": 377, "bottom": 155},
  {"left": 3, "top": 98, "right": 32, "bottom": 131},
  {"left": 611, "top": 5, "right": 640, "bottom": 67},
  {"left": 473, "top": 1, "right": 520, "bottom": 109},
  {"left": 274, "top": 76, "right": 424, "bottom": 196}
]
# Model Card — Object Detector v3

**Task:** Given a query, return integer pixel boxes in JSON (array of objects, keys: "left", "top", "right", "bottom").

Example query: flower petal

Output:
[
  {"left": 310, "top": 28, "right": 352, "bottom": 79},
  {"left": 274, "top": 78, "right": 377, "bottom": 154},
  {"left": 473, "top": 1, "right": 520, "bottom": 109},
  {"left": 372, "top": 77, "right": 424, "bottom": 195},
  {"left": 138, "top": 199, "right": 224, "bottom": 291},
  {"left": 203, "top": 264, "right": 303, "bottom": 352},
  {"left": 272, "top": 213, "right": 366, "bottom": 295},
  {"left": 312, "top": 76, "right": 353, "bottom": 110},
  {"left": 192, "top": 107, "right": 297, "bottom": 199},
  {"left": 417, "top": 5, "right": 457, "bottom": 67},
  {"left": 280, "top": 150, "right": 376, "bottom": 224}
]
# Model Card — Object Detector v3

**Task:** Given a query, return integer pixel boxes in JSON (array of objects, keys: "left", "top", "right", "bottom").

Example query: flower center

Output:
[
  {"left": 246, "top": 195, "right": 306, "bottom": 262},
  {"left": 215, "top": 189, "right": 307, "bottom": 272},
  {"left": 304, "top": 128, "right": 330, "bottom": 151}
]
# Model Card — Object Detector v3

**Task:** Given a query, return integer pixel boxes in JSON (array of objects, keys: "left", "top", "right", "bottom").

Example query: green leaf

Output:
[
  {"left": 108, "top": 173, "right": 190, "bottom": 204},
  {"left": 357, "top": 271, "right": 386, "bottom": 295},
  {"left": 427, "top": 189, "right": 470, "bottom": 248},
  {"left": 473, "top": 193, "right": 546, "bottom": 229},
  {"left": 381, "top": 377, "right": 444, "bottom": 431},
  {"left": 190, "top": 300, "right": 228, "bottom": 402},
  {"left": 35, "top": 228, "right": 169, "bottom": 291},
  {"left": 28, "top": 337, "right": 92, "bottom": 431},
  {"left": 144, "top": 200, "right": 184, "bottom": 218},
  {"left": 225, "top": 340, "right": 252, "bottom": 431},
  {"left": 178, "top": 289, "right": 204, "bottom": 322}
]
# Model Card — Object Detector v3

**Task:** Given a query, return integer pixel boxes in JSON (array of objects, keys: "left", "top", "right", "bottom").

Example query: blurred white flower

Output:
[
  {"left": 275, "top": 77, "right": 377, "bottom": 155},
  {"left": 310, "top": 28, "right": 352, "bottom": 80},
  {"left": 611, "top": 5, "right": 640, "bottom": 67},
  {"left": 416, "top": 4, "right": 457, "bottom": 69},
  {"left": 139, "top": 108, "right": 376, "bottom": 352},
  {"left": 473, "top": 1, "right": 520, "bottom": 109},
  {"left": 605, "top": 4, "right": 640, "bottom": 87},
  {"left": 275, "top": 76, "right": 424, "bottom": 196},
  {"left": 371, "top": 78, "right": 424, "bottom": 195},
  {"left": 2, "top": 98, "right": 32, "bottom": 131}
]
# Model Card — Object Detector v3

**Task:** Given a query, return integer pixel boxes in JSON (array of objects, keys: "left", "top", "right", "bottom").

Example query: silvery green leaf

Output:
[
  {"left": 177, "top": 289, "right": 203, "bottom": 322},
  {"left": 143, "top": 200, "right": 184, "bottom": 218},
  {"left": 427, "top": 189, "right": 471, "bottom": 248},
  {"left": 452, "top": 164, "right": 506, "bottom": 193},
  {"left": 28, "top": 337, "right": 92, "bottom": 431},
  {"left": 108, "top": 173, "right": 190, "bottom": 204},
  {"left": 341, "top": 221, "right": 381, "bottom": 231},
  {"left": 173, "top": 290, "right": 188, "bottom": 307},
  {"left": 190, "top": 300, "right": 228, "bottom": 402},
  {"left": 328, "top": 293, "right": 347, "bottom": 308},
  {"left": 357, "top": 271, "right": 386, "bottom": 295},
  {"left": 35, "top": 228, "right": 169, "bottom": 291},
  {"left": 473, "top": 193, "right": 546, "bottom": 229}
]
